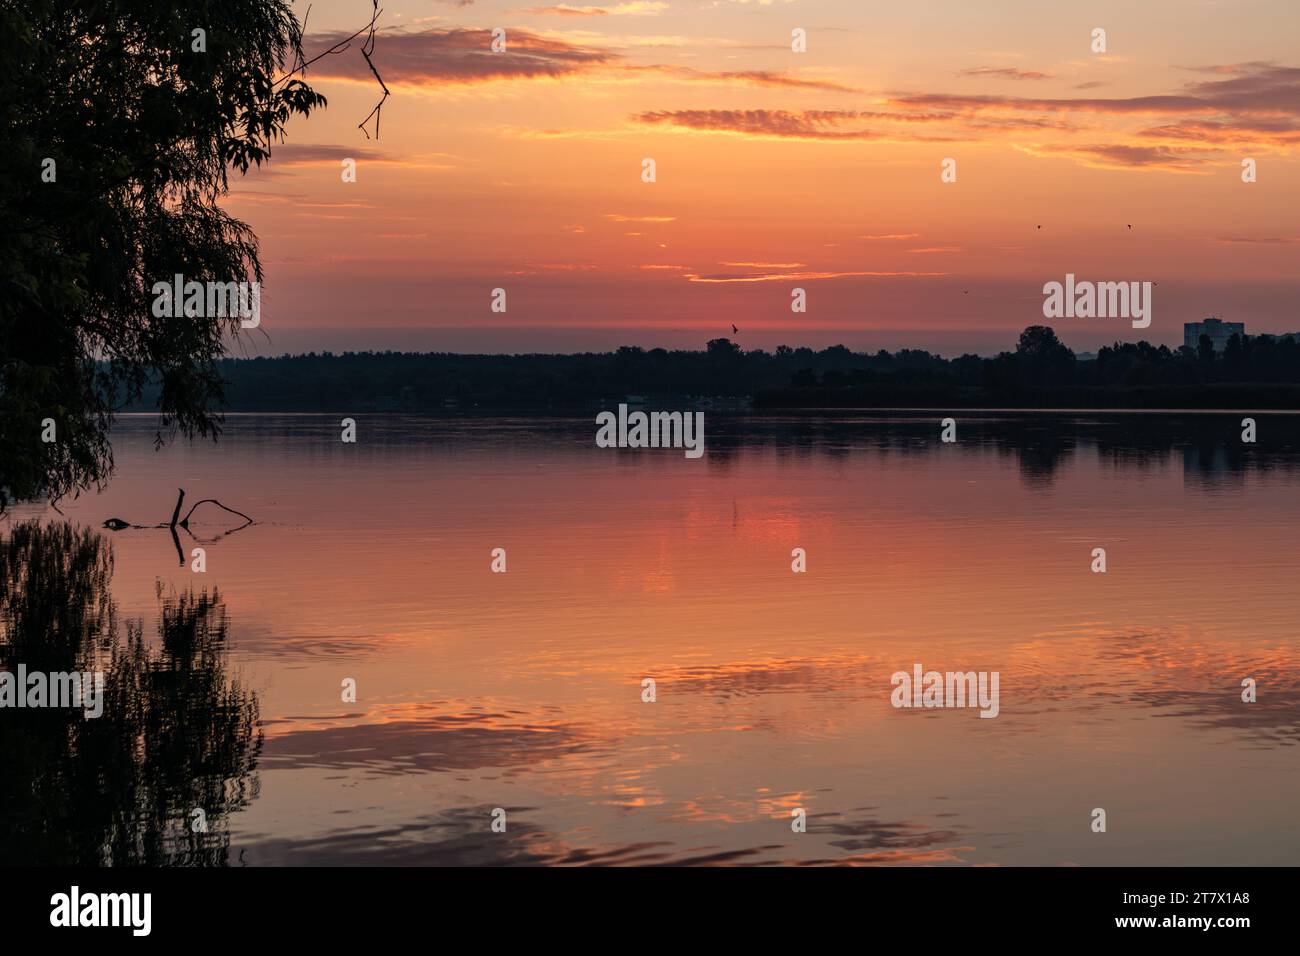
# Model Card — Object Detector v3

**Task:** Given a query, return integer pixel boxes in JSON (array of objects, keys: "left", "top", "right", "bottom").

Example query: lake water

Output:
[{"left": 3, "top": 412, "right": 1299, "bottom": 865}]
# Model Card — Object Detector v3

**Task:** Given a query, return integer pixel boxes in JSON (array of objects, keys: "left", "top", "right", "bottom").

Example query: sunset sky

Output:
[{"left": 226, "top": 0, "right": 1300, "bottom": 355}]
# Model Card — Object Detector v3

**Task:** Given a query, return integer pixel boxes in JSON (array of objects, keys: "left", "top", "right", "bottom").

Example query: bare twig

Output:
[
  {"left": 357, "top": 8, "right": 391, "bottom": 140},
  {"left": 276, "top": 4, "right": 380, "bottom": 85},
  {"left": 278, "top": 1, "right": 390, "bottom": 140}
]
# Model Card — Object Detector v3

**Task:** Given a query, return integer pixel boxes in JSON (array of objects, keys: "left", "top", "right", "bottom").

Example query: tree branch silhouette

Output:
[
  {"left": 103, "top": 488, "right": 255, "bottom": 567},
  {"left": 180, "top": 499, "right": 255, "bottom": 529},
  {"left": 279, "top": 1, "right": 390, "bottom": 139}
]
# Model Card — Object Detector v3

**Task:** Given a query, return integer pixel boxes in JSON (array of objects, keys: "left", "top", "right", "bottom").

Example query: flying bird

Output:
[
  {"left": 731, "top": 324, "right": 739, "bottom": 334},
  {"left": 1036, "top": 225, "right": 1042, "bottom": 230},
  {"left": 1127, "top": 224, "right": 1133, "bottom": 230}
]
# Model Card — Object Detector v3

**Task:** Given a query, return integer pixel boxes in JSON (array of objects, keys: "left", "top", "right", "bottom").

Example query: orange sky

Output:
[{"left": 224, "top": 0, "right": 1300, "bottom": 355}]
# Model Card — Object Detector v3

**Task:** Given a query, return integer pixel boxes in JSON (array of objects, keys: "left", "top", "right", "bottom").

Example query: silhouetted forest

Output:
[{"left": 121, "top": 326, "right": 1300, "bottom": 412}]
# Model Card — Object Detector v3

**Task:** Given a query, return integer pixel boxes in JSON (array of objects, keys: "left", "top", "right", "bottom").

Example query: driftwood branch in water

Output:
[
  {"left": 102, "top": 488, "right": 255, "bottom": 538},
  {"left": 180, "top": 499, "right": 254, "bottom": 529}
]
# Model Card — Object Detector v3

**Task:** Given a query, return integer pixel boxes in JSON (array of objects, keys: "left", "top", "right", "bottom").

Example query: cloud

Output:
[
  {"left": 1018, "top": 142, "right": 1215, "bottom": 172},
  {"left": 960, "top": 67, "right": 1053, "bottom": 80},
  {"left": 264, "top": 144, "right": 387, "bottom": 165},
  {"left": 635, "top": 109, "right": 960, "bottom": 142},
  {"left": 621, "top": 62, "right": 1300, "bottom": 162},
  {"left": 638, "top": 65, "right": 861, "bottom": 93},
  {"left": 296, "top": 39, "right": 1300, "bottom": 171},
  {"left": 892, "top": 63, "right": 1300, "bottom": 119},
  {"left": 301, "top": 27, "right": 616, "bottom": 86},
  {"left": 859, "top": 233, "right": 918, "bottom": 240},
  {"left": 1179, "top": 63, "right": 1263, "bottom": 75},
  {"left": 636, "top": 109, "right": 871, "bottom": 140},
  {"left": 1180, "top": 62, "right": 1300, "bottom": 111},
  {"left": 889, "top": 90, "right": 1212, "bottom": 116},
  {"left": 685, "top": 269, "right": 947, "bottom": 282},
  {"left": 962, "top": 115, "right": 1082, "bottom": 131},
  {"left": 299, "top": 27, "right": 856, "bottom": 97},
  {"left": 509, "top": 263, "right": 601, "bottom": 274},
  {"left": 605, "top": 214, "right": 677, "bottom": 222},
  {"left": 527, "top": 2, "right": 668, "bottom": 14},
  {"left": 1137, "top": 117, "right": 1300, "bottom": 147},
  {"left": 632, "top": 106, "right": 1074, "bottom": 142},
  {"left": 710, "top": 71, "right": 860, "bottom": 93},
  {"left": 719, "top": 261, "right": 807, "bottom": 268},
  {"left": 880, "top": 63, "right": 1300, "bottom": 166}
]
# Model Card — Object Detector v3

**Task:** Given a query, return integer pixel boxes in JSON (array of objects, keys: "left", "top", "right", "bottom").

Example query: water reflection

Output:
[
  {"left": 262, "top": 703, "right": 595, "bottom": 777},
  {"left": 708, "top": 413, "right": 1300, "bottom": 488},
  {"left": 0, "top": 522, "right": 259, "bottom": 865},
  {"left": 5, "top": 412, "right": 1300, "bottom": 866}
]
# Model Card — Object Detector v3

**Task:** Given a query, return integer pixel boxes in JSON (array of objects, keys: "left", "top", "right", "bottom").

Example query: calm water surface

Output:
[{"left": 3, "top": 412, "right": 1299, "bottom": 865}]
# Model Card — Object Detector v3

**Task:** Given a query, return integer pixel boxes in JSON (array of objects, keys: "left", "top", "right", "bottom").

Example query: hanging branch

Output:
[
  {"left": 278, "top": 1, "right": 390, "bottom": 139},
  {"left": 356, "top": 6, "right": 391, "bottom": 140},
  {"left": 278, "top": 3, "right": 381, "bottom": 81}
]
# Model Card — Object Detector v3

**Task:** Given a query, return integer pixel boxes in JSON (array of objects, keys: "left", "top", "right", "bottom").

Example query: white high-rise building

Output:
[{"left": 1184, "top": 317, "right": 1245, "bottom": 352}]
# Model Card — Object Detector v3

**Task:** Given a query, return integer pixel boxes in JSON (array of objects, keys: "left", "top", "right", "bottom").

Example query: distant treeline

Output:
[
  {"left": 121, "top": 326, "right": 1300, "bottom": 412},
  {"left": 764, "top": 326, "right": 1300, "bottom": 409}
]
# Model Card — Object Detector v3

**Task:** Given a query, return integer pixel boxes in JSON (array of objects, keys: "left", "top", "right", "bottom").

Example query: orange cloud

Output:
[
  {"left": 635, "top": 64, "right": 862, "bottom": 93},
  {"left": 1137, "top": 117, "right": 1300, "bottom": 147},
  {"left": 685, "top": 270, "right": 947, "bottom": 283},
  {"left": 605, "top": 214, "right": 677, "bottom": 222},
  {"left": 636, "top": 109, "right": 950, "bottom": 141},
  {"left": 891, "top": 63, "right": 1300, "bottom": 118},
  {"left": 1018, "top": 142, "right": 1217, "bottom": 172},
  {"left": 959, "top": 67, "right": 1054, "bottom": 80},
  {"left": 633, "top": 106, "right": 1078, "bottom": 141},
  {"left": 527, "top": 2, "right": 668, "bottom": 14},
  {"left": 302, "top": 27, "right": 615, "bottom": 87},
  {"left": 252, "top": 144, "right": 389, "bottom": 171}
]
